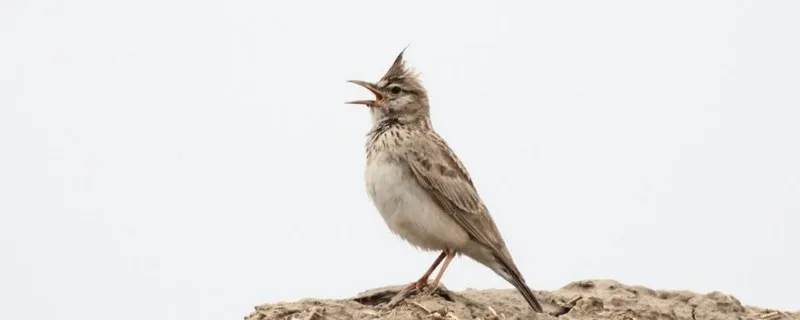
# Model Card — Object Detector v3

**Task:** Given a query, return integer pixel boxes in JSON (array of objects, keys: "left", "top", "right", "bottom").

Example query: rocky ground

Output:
[{"left": 244, "top": 279, "right": 798, "bottom": 320}]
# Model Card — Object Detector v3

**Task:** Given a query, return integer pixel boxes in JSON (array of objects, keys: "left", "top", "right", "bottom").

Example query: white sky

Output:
[{"left": 1, "top": 1, "right": 798, "bottom": 319}]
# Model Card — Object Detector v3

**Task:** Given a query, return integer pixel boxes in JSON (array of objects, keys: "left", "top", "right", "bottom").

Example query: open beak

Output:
[{"left": 346, "top": 80, "right": 383, "bottom": 107}]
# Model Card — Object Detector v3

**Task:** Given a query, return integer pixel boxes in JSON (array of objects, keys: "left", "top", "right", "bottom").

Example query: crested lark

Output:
[{"left": 346, "top": 48, "right": 544, "bottom": 314}]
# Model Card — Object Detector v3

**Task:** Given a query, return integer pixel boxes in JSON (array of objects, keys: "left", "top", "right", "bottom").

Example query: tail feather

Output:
[{"left": 494, "top": 256, "right": 544, "bottom": 313}]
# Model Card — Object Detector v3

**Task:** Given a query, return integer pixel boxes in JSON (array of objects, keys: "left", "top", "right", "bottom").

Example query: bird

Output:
[{"left": 345, "top": 47, "right": 544, "bottom": 314}]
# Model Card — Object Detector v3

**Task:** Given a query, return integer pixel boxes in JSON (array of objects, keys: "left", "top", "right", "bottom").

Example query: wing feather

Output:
[
  {"left": 404, "top": 135, "right": 505, "bottom": 252},
  {"left": 404, "top": 131, "right": 545, "bottom": 313}
]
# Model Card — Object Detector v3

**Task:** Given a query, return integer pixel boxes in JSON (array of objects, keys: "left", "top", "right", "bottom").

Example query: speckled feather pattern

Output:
[
  {"left": 365, "top": 119, "right": 508, "bottom": 253},
  {"left": 353, "top": 49, "right": 544, "bottom": 313},
  {"left": 363, "top": 118, "right": 542, "bottom": 312}
]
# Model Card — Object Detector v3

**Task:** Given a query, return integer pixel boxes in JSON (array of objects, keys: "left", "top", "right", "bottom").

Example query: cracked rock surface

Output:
[{"left": 245, "top": 279, "right": 798, "bottom": 320}]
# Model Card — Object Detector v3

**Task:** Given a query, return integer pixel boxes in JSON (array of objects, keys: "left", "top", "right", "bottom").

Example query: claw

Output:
[
  {"left": 415, "top": 279, "right": 428, "bottom": 292},
  {"left": 422, "top": 283, "right": 439, "bottom": 296}
]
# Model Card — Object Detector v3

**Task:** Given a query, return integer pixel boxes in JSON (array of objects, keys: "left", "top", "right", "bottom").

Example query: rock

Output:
[{"left": 244, "top": 279, "right": 799, "bottom": 320}]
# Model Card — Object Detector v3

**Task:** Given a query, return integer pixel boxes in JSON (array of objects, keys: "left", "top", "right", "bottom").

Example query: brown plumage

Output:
[{"left": 346, "top": 48, "right": 544, "bottom": 313}]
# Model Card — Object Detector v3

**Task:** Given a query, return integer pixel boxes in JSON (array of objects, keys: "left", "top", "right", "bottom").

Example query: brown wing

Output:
[
  {"left": 405, "top": 133, "right": 545, "bottom": 313},
  {"left": 404, "top": 133, "right": 508, "bottom": 253}
]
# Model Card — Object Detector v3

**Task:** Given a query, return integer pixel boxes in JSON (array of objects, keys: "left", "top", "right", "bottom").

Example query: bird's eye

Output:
[{"left": 390, "top": 86, "right": 402, "bottom": 94}]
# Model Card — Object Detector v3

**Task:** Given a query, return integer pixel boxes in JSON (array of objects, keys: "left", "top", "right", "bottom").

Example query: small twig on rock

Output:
[
  {"left": 487, "top": 306, "right": 498, "bottom": 317},
  {"left": 408, "top": 301, "right": 432, "bottom": 314},
  {"left": 382, "top": 285, "right": 418, "bottom": 310},
  {"left": 760, "top": 311, "right": 783, "bottom": 320},
  {"left": 551, "top": 295, "right": 582, "bottom": 317},
  {"left": 567, "top": 296, "right": 583, "bottom": 305}
]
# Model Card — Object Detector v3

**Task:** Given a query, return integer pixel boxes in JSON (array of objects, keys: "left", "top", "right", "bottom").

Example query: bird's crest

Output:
[{"left": 380, "top": 45, "right": 420, "bottom": 82}]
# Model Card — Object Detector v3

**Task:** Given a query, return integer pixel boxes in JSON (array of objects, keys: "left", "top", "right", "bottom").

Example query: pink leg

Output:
[
  {"left": 425, "top": 249, "right": 455, "bottom": 293},
  {"left": 414, "top": 251, "right": 447, "bottom": 291}
]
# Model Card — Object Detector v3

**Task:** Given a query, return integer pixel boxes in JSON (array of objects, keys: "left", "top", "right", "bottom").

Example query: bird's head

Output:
[{"left": 347, "top": 47, "right": 429, "bottom": 124}]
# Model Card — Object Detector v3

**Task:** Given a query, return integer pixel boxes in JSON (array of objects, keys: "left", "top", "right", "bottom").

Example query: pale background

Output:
[{"left": 1, "top": 1, "right": 798, "bottom": 319}]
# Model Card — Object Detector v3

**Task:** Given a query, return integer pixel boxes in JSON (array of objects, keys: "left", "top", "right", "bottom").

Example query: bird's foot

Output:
[
  {"left": 416, "top": 280, "right": 447, "bottom": 297},
  {"left": 414, "top": 278, "right": 430, "bottom": 293},
  {"left": 418, "top": 285, "right": 435, "bottom": 296},
  {"left": 420, "top": 285, "right": 437, "bottom": 296},
  {"left": 380, "top": 283, "right": 416, "bottom": 309},
  {"left": 379, "top": 279, "right": 432, "bottom": 310}
]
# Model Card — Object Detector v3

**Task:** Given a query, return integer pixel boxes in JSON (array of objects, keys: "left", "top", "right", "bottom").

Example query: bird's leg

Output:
[
  {"left": 381, "top": 251, "right": 448, "bottom": 309},
  {"left": 413, "top": 250, "right": 447, "bottom": 291},
  {"left": 424, "top": 249, "right": 455, "bottom": 294}
]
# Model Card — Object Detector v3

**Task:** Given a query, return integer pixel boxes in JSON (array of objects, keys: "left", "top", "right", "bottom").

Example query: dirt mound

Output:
[{"left": 245, "top": 279, "right": 798, "bottom": 320}]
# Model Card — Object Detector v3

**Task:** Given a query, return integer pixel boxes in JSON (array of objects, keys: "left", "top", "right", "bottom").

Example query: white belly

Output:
[{"left": 364, "top": 157, "right": 470, "bottom": 251}]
